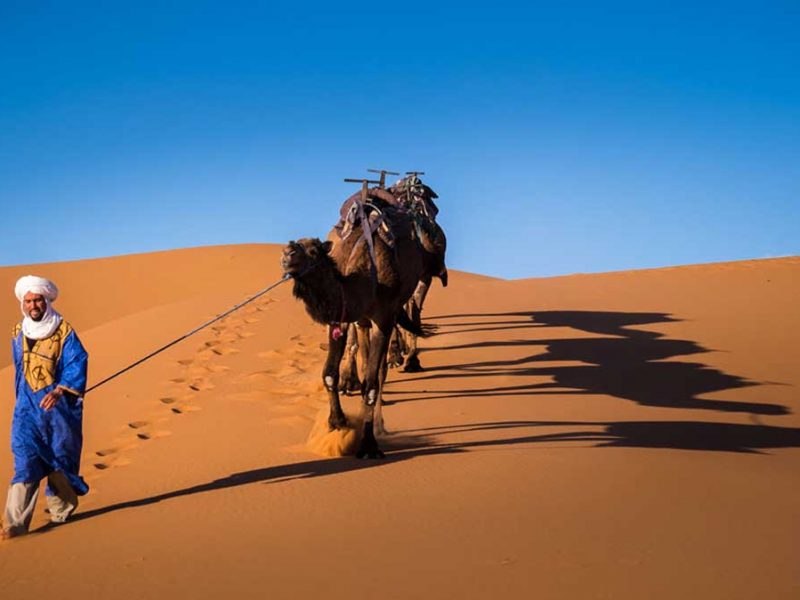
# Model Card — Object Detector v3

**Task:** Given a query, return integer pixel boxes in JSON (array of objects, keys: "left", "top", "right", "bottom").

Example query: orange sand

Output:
[{"left": 0, "top": 245, "right": 798, "bottom": 599}]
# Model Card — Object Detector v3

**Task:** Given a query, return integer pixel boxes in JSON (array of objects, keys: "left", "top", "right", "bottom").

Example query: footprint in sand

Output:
[
  {"left": 160, "top": 395, "right": 199, "bottom": 414},
  {"left": 288, "top": 335, "right": 310, "bottom": 348},
  {"left": 92, "top": 454, "right": 131, "bottom": 470},
  {"left": 128, "top": 421, "right": 170, "bottom": 441},
  {"left": 245, "top": 367, "right": 278, "bottom": 378},
  {"left": 128, "top": 421, "right": 151, "bottom": 439},
  {"left": 210, "top": 346, "right": 239, "bottom": 356},
  {"left": 188, "top": 379, "right": 215, "bottom": 392},
  {"left": 170, "top": 404, "right": 201, "bottom": 414},
  {"left": 170, "top": 378, "right": 186, "bottom": 384},
  {"left": 177, "top": 359, "right": 194, "bottom": 366}
]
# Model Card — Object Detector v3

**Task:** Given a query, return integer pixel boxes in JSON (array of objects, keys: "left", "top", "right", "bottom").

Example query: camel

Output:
[
  {"left": 280, "top": 199, "right": 426, "bottom": 458},
  {"left": 336, "top": 175, "right": 447, "bottom": 392},
  {"left": 388, "top": 174, "right": 448, "bottom": 372}
]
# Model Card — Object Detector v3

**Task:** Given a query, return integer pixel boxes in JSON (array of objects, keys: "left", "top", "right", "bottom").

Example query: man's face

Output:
[{"left": 23, "top": 293, "right": 47, "bottom": 321}]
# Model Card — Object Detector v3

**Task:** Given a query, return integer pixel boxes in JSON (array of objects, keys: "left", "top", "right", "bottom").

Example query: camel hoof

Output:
[
  {"left": 403, "top": 356, "right": 424, "bottom": 373},
  {"left": 328, "top": 416, "right": 348, "bottom": 431},
  {"left": 356, "top": 446, "right": 386, "bottom": 460},
  {"left": 387, "top": 348, "right": 405, "bottom": 369},
  {"left": 338, "top": 379, "right": 360, "bottom": 395}
]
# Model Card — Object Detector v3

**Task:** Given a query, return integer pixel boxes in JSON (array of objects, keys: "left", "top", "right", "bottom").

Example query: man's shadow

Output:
[{"left": 394, "top": 311, "right": 788, "bottom": 415}]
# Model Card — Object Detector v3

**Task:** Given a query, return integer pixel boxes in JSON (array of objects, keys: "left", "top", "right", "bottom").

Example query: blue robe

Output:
[{"left": 10, "top": 320, "right": 89, "bottom": 496}]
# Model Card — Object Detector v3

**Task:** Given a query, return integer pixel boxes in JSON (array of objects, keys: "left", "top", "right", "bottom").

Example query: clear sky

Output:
[{"left": 1, "top": 1, "right": 797, "bottom": 279}]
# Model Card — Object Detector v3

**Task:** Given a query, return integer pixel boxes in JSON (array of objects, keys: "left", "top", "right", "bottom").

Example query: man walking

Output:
[{"left": 1, "top": 276, "right": 89, "bottom": 539}]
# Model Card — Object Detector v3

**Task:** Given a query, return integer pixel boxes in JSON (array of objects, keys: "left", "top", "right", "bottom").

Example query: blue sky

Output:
[{"left": 0, "top": 1, "right": 797, "bottom": 278}]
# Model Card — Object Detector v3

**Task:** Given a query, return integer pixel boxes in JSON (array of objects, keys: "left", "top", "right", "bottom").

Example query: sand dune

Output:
[{"left": 0, "top": 246, "right": 798, "bottom": 600}]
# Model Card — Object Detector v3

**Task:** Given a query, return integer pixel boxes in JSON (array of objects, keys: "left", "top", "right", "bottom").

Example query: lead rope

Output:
[{"left": 84, "top": 272, "right": 295, "bottom": 395}]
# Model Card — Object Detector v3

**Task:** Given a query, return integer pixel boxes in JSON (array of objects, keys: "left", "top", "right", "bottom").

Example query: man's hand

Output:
[{"left": 40, "top": 387, "right": 64, "bottom": 412}]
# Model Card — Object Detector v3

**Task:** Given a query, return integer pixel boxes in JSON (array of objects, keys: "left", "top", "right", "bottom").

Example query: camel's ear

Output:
[{"left": 321, "top": 240, "right": 333, "bottom": 254}]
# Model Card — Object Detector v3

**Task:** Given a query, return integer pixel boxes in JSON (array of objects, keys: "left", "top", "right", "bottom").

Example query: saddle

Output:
[
  {"left": 388, "top": 175, "right": 440, "bottom": 221},
  {"left": 334, "top": 187, "right": 412, "bottom": 249},
  {"left": 387, "top": 175, "right": 441, "bottom": 242}
]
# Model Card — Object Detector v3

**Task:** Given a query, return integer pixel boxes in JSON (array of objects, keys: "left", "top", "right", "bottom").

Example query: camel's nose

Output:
[{"left": 280, "top": 247, "right": 297, "bottom": 271}]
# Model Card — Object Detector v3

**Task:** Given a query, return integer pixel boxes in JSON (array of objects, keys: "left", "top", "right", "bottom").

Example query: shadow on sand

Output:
[
  {"left": 33, "top": 311, "right": 796, "bottom": 533},
  {"left": 391, "top": 310, "right": 788, "bottom": 415},
  {"left": 42, "top": 417, "right": 800, "bottom": 533}
]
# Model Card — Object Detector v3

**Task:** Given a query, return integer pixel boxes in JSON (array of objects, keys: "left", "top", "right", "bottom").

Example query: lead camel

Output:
[{"left": 280, "top": 203, "right": 426, "bottom": 458}]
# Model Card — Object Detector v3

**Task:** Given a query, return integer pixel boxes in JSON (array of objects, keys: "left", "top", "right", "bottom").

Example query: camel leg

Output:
[
  {"left": 338, "top": 323, "right": 361, "bottom": 395},
  {"left": 356, "top": 324, "right": 392, "bottom": 459},
  {"left": 403, "top": 279, "right": 431, "bottom": 373},
  {"left": 323, "top": 324, "right": 349, "bottom": 430},
  {"left": 374, "top": 357, "right": 389, "bottom": 436},
  {"left": 356, "top": 321, "right": 370, "bottom": 384},
  {"left": 386, "top": 326, "right": 405, "bottom": 368}
]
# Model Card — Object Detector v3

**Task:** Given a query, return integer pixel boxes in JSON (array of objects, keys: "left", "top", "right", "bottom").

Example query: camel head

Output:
[{"left": 280, "top": 238, "right": 333, "bottom": 277}]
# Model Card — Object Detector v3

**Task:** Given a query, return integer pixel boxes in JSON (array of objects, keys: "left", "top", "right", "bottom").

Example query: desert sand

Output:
[{"left": 0, "top": 245, "right": 798, "bottom": 599}]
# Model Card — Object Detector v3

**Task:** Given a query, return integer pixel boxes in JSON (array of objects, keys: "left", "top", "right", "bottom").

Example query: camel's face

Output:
[{"left": 280, "top": 238, "right": 332, "bottom": 276}]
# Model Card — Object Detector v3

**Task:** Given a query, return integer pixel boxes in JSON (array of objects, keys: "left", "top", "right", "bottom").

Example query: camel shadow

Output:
[
  {"left": 399, "top": 419, "right": 800, "bottom": 454},
  {"left": 394, "top": 310, "right": 788, "bottom": 415},
  {"left": 29, "top": 313, "right": 790, "bottom": 534}
]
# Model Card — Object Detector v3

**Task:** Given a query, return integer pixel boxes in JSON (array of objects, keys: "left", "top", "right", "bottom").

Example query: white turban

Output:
[
  {"left": 15, "top": 275, "right": 62, "bottom": 340},
  {"left": 15, "top": 275, "right": 59, "bottom": 303}
]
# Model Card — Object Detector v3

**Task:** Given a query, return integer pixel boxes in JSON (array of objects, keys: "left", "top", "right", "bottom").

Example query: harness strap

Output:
[{"left": 355, "top": 198, "right": 379, "bottom": 284}]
